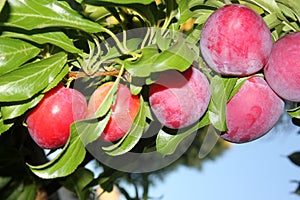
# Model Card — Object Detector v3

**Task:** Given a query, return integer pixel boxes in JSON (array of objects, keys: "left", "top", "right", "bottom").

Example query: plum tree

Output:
[
  {"left": 200, "top": 4, "right": 273, "bottom": 76},
  {"left": 149, "top": 67, "right": 211, "bottom": 129},
  {"left": 264, "top": 32, "right": 300, "bottom": 102},
  {"left": 87, "top": 82, "right": 140, "bottom": 142},
  {"left": 220, "top": 76, "right": 284, "bottom": 143},
  {"left": 26, "top": 84, "right": 87, "bottom": 149}
]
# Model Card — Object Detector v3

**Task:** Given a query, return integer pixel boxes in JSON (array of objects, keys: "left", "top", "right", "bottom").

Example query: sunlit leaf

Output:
[
  {"left": 84, "top": 0, "right": 154, "bottom": 5},
  {"left": 0, "top": 37, "right": 40, "bottom": 75},
  {"left": 208, "top": 76, "right": 237, "bottom": 131},
  {"left": 0, "top": 52, "right": 67, "bottom": 102},
  {"left": 28, "top": 125, "right": 86, "bottom": 179},
  {"left": 287, "top": 107, "right": 300, "bottom": 119},
  {"left": 156, "top": 113, "right": 210, "bottom": 156},
  {"left": 103, "top": 97, "right": 146, "bottom": 156},
  {"left": 2, "top": 31, "right": 82, "bottom": 54},
  {"left": 1, "top": 0, "right": 104, "bottom": 33},
  {"left": 1, "top": 95, "right": 43, "bottom": 120}
]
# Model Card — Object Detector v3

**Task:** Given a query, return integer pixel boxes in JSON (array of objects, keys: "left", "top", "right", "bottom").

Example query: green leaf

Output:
[
  {"left": 42, "top": 64, "right": 69, "bottom": 93},
  {"left": 1, "top": 0, "right": 104, "bottom": 33},
  {"left": 124, "top": 46, "right": 160, "bottom": 77},
  {"left": 152, "top": 39, "right": 197, "bottom": 72},
  {"left": 287, "top": 106, "right": 300, "bottom": 119},
  {"left": 72, "top": 111, "right": 111, "bottom": 146},
  {"left": 0, "top": 52, "right": 67, "bottom": 102},
  {"left": 2, "top": 31, "right": 82, "bottom": 54},
  {"left": 0, "top": 0, "right": 6, "bottom": 14},
  {"left": 103, "top": 97, "right": 146, "bottom": 156},
  {"left": 0, "top": 37, "right": 40, "bottom": 75},
  {"left": 84, "top": 0, "right": 155, "bottom": 5},
  {"left": 0, "top": 180, "right": 36, "bottom": 200},
  {"left": 62, "top": 168, "right": 94, "bottom": 200},
  {"left": 0, "top": 118, "right": 13, "bottom": 135},
  {"left": 1, "top": 94, "right": 43, "bottom": 120},
  {"left": 288, "top": 152, "right": 300, "bottom": 167},
  {"left": 156, "top": 113, "right": 210, "bottom": 156},
  {"left": 208, "top": 76, "right": 238, "bottom": 131},
  {"left": 177, "top": 0, "right": 194, "bottom": 24},
  {"left": 28, "top": 126, "right": 86, "bottom": 179}
]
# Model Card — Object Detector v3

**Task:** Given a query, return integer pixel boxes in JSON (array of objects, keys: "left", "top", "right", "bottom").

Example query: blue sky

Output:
[{"left": 129, "top": 112, "right": 300, "bottom": 200}]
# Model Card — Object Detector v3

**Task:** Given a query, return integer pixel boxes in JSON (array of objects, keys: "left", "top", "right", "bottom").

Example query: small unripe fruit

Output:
[
  {"left": 200, "top": 4, "right": 273, "bottom": 76},
  {"left": 87, "top": 82, "right": 140, "bottom": 142},
  {"left": 221, "top": 76, "right": 284, "bottom": 143},
  {"left": 149, "top": 67, "right": 211, "bottom": 129},
  {"left": 264, "top": 32, "right": 300, "bottom": 102},
  {"left": 26, "top": 84, "right": 87, "bottom": 149}
]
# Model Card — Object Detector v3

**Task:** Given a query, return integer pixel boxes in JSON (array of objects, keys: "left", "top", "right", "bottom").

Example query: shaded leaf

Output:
[
  {"left": 288, "top": 152, "right": 300, "bottom": 167},
  {"left": 0, "top": 37, "right": 40, "bottom": 75},
  {"left": 62, "top": 168, "right": 94, "bottom": 200},
  {"left": 0, "top": 52, "right": 67, "bottom": 102},
  {"left": 0, "top": 118, "right": 13, "bottom": 135}
]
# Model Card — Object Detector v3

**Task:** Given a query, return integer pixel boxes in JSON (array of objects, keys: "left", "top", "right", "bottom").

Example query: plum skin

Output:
[
  {"left": 149, "top": 67, "right": 211, "bottom": 129},
  {"left": 26, "top": 84, "right": 87, "bottom": 149},
  {"left": 221, "top": 76, "right": 284, "bottom": 143},
  {"left": 200, "top": 4, "right": 273, "bottom": 76},
  {"left": 264, "top": 32, "right": 300, "bottom": 102},
  {"left": 87, "top": 82, "right": 140, "bottom": 142}
]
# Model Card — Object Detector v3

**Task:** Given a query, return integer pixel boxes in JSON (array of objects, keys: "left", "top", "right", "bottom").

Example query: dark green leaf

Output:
[
  {"left": 0, "top": 118, "right": 13, "bottom": 135},
  {"left": 0, "top": 37, "right": 40, "bottom": 75},
  {"left": 0, "top": 52, "right": 67, "bottom": 102},
  {"left": 0, "top": 180, "right": 36, "bottom": 200},
  {"left": 156, "top": 113, "right": 210, "bottom": 156},
  {"left": 28, "top": 123, "right": 86, "bottom": 179},
  {"left": 2, "top": 31, "right": 82, "bottom": 54},
  {"left": 208, "top": 76, "right": 237, "bottom": 131},
  {"left": 103, "top": 97, "right": 146, "bottom": 156},
  {"left": 1, "top": 0, "right": 104, "bottom": 33},
  {"left": 62, "top": 168, "right": 94, "bottom": 200},
  {"left": 1, "top": 94, "right": 43, "bottom": 120},
  {"left": 288, "top": 152, "right": 300, "bottom": 167},
  {"left": 0, "top": 176, "right": 11, "bottom": 190}
]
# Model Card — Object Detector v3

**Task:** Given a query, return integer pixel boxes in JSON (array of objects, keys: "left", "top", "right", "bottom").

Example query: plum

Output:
[
  {"left": 264, "top": 32, "right": 300, "bottom": 102},
  {"left": 149, "top": 67, "right": 211, "bottom": 129},
  {"left": 200, "top": 4, "right": 273, "bottom": 76},
  {"left": 220, "top": 76, "right": 284, "bottom": 143},
  {"left": 26, "top": 84, "right": 87, "bottom": 149},
  {"left": 87, "top": 82, "right": 140, "bottom": 142}
]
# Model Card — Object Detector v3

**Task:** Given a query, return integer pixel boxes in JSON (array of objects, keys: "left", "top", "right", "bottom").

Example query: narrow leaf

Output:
[
  {"left": 1, "top": 0, "right": 104, "bottom": 33},
  {"left": 0, "top": 37, "right": 40, "bottom": 75},
  {"left": 288, "top": 152, "right": 300, "bottom": 167},
  {"left": 28, "top": 126, "right": 86, "bottom": 179},
  {"left": 2, "top": 31, "right": 82, "bottom": 54},
  {"left": 156, "top": 113, "right": 210, "bottom": 156},
  {"left": 0, "top": 52, "right": 67, "bottom": 102},
  {"left": 103, "top": 97, "right": 146, "bottom": 156},
  {"left": 208, "top": 76, "right": 237, "bottom": 131}
]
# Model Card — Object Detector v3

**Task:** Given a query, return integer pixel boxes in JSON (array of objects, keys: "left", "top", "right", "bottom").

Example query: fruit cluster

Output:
[{"left": 26, "top": 4, "right": 299, "bottom": 150}]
